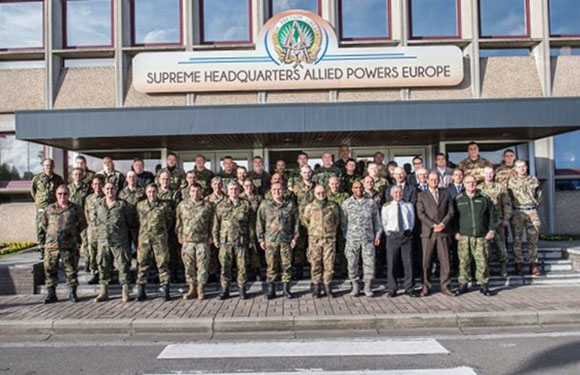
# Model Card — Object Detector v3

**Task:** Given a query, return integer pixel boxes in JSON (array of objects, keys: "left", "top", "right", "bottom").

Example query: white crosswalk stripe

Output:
[{"left": 147, "top": 368, "right": 478, "bottom": 375}]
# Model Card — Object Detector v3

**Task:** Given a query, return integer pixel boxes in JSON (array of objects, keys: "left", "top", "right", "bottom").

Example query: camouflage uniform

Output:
[
  {"left": 256, "top": 198, "right": 299, "bottom": 283},
  {"left": 302, "top": 199, "right": 341, "bottom": 285},
  {"left": 30, "top": 172, "right": 64, "bottom": 251},
  {"left": 212, "top": 198, "right": 254, "bottom": 288},
  {"left": 95, "top": 199, "right": 135, "bottom": 286},
  {"left": 68, "top": 182, "right": 91, "bottom": 265},
  {"left": 458, "top": 157, "right": 493, "bottom": 185},
  {"left": 84, "top": 193, "right": 103, "bottom": 277},
  {"left": 328, "top": 191, "right": 350, "bottom": 276},
  {"left": 241, "top": 193, "right": 263, "bottom": 274},
  {"left": 288, "top": 179, "right": 316, "bottom": 273},
  {"left": 190, "top": 168, "right": 215, "bottom": 195},
  {"left": 249, "top": 170, "right": 271, "bottom": 196},
  {"left": 217, "top": 170, "right": 237, "bottom": 191},
  {"left": 42, "top": 203, "right": 86, "bottom": 288},
  {"left": 68, "top": 169, "right": 95, "bottom": 186},
  {"left": 495, "top": 163, "right": 517, "bottom": 187},
  {"left": 136, "top": 171, "right": 155, "bottom": 188},
  {"left": 157, "top": 166, "right": 186, "bottom": 191},
  {"left": 95, "top": 170, "right": 125, "bottom": 193},
  {"left": 508, "top": 174, "right": 542, "bottom": 264},
  {"left": 158, "top": 187, "right": 182, "bottom": 279},
  {"left": 118, "top": 186, "right": 145, "bottom": 251},
  {"left": 313, "top": 165, "right": 342, "bottom": 188},
  {"left": 205, "top": 192, "right": 226, "bottom": 276},
  {"left": 478, "top": 182, "right": 512, "bottom": 265},
  {"left": 373, "top": 177, "right": 389, "bottom": 200},
  {"left": 343, "top": 173, "right": 362, "bottom": 195},
  {"left": 176, "top": 199, "right": 214, "bottom": 285},
  {"left": 334, "top": 159, "right": 349, "bottom": 174},
  {"left": 341, "top": 196, "right": 382, "bottom": 282},
  {"left": 136, "top": 199, "right": 173, "bottom": 285},
  {"left": 364, "top": 189, "right": 383, "bottom": 207}
]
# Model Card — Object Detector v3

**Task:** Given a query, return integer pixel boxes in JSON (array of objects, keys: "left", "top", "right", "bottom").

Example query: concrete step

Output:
[{"left": 488, "top": 260, "right": 573, "bottom": 272}]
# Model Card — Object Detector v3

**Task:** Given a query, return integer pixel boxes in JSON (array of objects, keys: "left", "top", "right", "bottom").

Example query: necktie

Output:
[
  {"left": 422, "top": 184, "right": 427, "bottom": 191},
  {"left": 433, "top": 189, "right": 439, "bottom": 203},
  {"left": 397, "top": 202, "right": 404, "bottom": 232}
]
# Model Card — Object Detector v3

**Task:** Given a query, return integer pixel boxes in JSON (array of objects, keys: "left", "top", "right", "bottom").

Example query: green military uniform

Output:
[
  {"left": 84, "top": 193, "right": 103, "bottom": 277},
  {"left": 495, "top": 163, "right": 517, "bottom": 187},
  {"left": 458, "top": 156, "right": 493, "bottom": 185},
  {"left": 158, "top": 187, "right": 182, "bottom": 280},
  {"left": 333, "top": 159, "right": 349, "bottom": 174},
  {"left": 343, "top": 173, "right": 362, "bottom": 195},
  {"left": 30, "top": 172, "right": 64, "bottom": 252},
  {"left": 373, "top": 177, "right": 389, "bottom": 200},
  {"left": 478, "top": 181, "right": 512, "bottom": 267},
  {"left": 313, "top": 165, "right": 342, "bottom": 188},
  {"left": 454, "top": 191, "right": 498, "bottom": 287},
  {"left": 189, "top": 168, "right": 214, "bottom": 195},
  {"left": 212, "top": 198, "right": 255, "bottom": 289},
  {"left": 95, "top": 170, "right": 125, "bottom": 193},
  {"left": 95, "top": 199, "right": 135, "bottom": 287},
  {"left": 176, "top": 199, "right": 214, "bottom": 286},
  {"left": 507, "top": 174, "right": 542, "bottom": 265},
  {"left": 68, "top": 169, "right": 95, "bottom": 186},
  {"left": 205, "top": 192, "right": 226, "bottom": 277},
  {"left": 288, "top": 179, "right": 316, "bottom": 275},
  {"left": 68, "top": 182, "right": 91, "bottom": 267},
  {"left": 256, "top": 198, "right": 299, "bottom": 283},
  {"left": 364, "top": 189, "right": 383, "bottom": 207},
  {"left": 328, "top": 191, "right": 350, "bottom": 276},
  {"left": 241, "top": 192, "right": 263, "bottom": 275},
  {"left": 302, "top": 199, "right": 341, "bottom": 285},
  {"left": 249, "top": 170, "right": 271, "bottom": 196},
  {"left": 118, "top": 186, "right": 145, "bottom": 251},
  {"left": 42, "top": 202, "right": 86, "bottom": 288},
  {"left": 157, "top": 166, "right": 186, "bottom": 191},
  {"left": 136, "top": 199, "right": 173, "bottom": 285},
  {"left": 217, "top": 170, "right": 237, "bottom": 191}
]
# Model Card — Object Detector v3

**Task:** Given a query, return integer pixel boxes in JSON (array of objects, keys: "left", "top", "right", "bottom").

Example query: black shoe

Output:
[
  {"left": 87, "top": 274, "right": 99, "bottom": 285},
  {"left": 480, "top": 285, "right": 495, "bottom": 296},
  {"left": 69, "top": 287, "right": 79, "bottom": 303},
  {"left": 43, "top": 287, "right": 57, "bottom": 304},
  {"left": 283, "top": 283, "right": 293, "bottom": 299},
  {"left": 163, "top": 284, "right": 171, "bottom": 301},
  {"left": 239, "top": 286, "right": 247, "bottom": 300},
  {"left": 312, "top": 283, "right": 321, "bottom": 298},
  {"left": 85, "top": 263, "right": 91, "bottom": 272},
  {"left": 136, "top": 284, "right": 147, "bottom": 301},
  {"left": 386, "top": 290, "right": 397, "bottom": 298},
  {"left": 255, "top": 271, "right": 263, "bottom": 282},
  {"left": 266, "top": 283, "right": 275, "bottom": 300},
  {"left": 293, "top": 267, "right": 304, "bottom": 281},
  {"left": 218, "top": 287, "right": 230, "bottom": 300},
  {"left": 405, "top": 290, "right": 417, "bottom": 298},
  {"left": 456, "top": 284, "right": 469, "bottom": 296},
  {"left": 324, "top": 284, "right": 334, "bottom": 298}
]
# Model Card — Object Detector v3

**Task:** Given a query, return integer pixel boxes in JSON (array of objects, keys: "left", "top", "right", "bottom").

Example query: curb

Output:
[{"left": 2, "top": 309, "right": 580, "bottom": 336}]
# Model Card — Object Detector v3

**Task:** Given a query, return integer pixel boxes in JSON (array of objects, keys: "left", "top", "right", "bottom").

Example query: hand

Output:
[
  {"left": 433, "top": 225, "right": 442, "bottom": 233},
  {"left": 290, "top": 238, "right": 297, "bottom": 249},
  {"left": 502, "top": 219, "right": 510, "bottom": 227},
  {"left": 485, "top": 231, "right": 495, "bottom": 241},
  {"left": 374, "top": 237, "right": 381, "bottom": 246},
  {"left": 455, "top": 233, "right": 462, "bottom": 241},
  {"left": 260, "top": 241, "right": 267, "bottom": 251},
  {"left": 214, "top": 242, "right": 220, "bottom": 249}
]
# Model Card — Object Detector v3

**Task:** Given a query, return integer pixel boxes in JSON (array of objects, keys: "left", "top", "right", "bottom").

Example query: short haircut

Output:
[
  {"left": 158, "top": 170, "right": 171, "bottom": 178},
  {"left": 412, "top": 156, "right": 423, "bottom": 163},
  {"left": 515, "top": 159, "right": 528, "bottom": 167},
  {"left": 195, "top": 154, "right": 206, "bottom": 160},
  {"left": 346, "top": 158, "right": 356, "bottom": 165},
  {"left": 71, "top": 167, "right": 83, "bottom": 174},
  {"left": 298, "top": 152, "right": 309, "bottom": 159},
  {"left": 211, "top": 176, "right": 222, "bottom": 184},
  {"left": 504, "top": 149, "right": 515, "bottom": 156},
  {"left": 43, "top": 158, "right": 55, "bottom": 166},
  {"left": 467, "top": 141, "right": 478, "bottom": 148},
  {"left": 374, "top": 151, "right": 384, "bottom": 157},
  {"left": 435, "top": 152, "right": 446, "bottom": 159},
  {"left": 92, "top": 176, "right": 104, "bottom": 184},
  {"left": 145, "top": 183, "right": 158, "bottom": 191},
  {"left": 132, "top": 157, "right": 144, "bottom": 164},
  {"left": 453, "top": 168, "right": 464, "bottom": 175},
  {"left": 222, "top": 155, "right": 233, "bottom": 161},
  {"left": 167, "top": 152, "right": 177, "bottom": 158},
  {"left": 190, "top": 182, "right": 202, "bottom": 190},
  {"left": 252, "top": 156, "right": 263, "bottom": 162},
  {"left": 237, "top": 166, "right": 247, "bottom": 172},
  {"left": 75, "top": 155, "right": 87, "bottom": 162}
]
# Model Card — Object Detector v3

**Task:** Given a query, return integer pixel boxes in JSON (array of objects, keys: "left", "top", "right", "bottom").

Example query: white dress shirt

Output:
[{"left": 381, "top": 201, "right": 415, "bottom": 233}]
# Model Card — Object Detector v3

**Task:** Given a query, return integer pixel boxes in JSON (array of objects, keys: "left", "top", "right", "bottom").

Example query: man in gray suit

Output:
[{"left": 433, "top": 153, "right": 454, "bottom": 188}]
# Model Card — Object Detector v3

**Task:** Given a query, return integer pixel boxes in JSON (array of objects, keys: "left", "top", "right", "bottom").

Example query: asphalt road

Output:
[{"left": 1, "top": 326, "right": 580, "bottom": 375}]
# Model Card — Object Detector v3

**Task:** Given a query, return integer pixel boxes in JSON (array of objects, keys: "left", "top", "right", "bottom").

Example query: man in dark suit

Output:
[
  {"left": 447, "top": 168, "right": 465, "bottom": 199},
  {"left": 385, "top": 167, "right": 417, "bottom": 205},
  {"left": 416, "top": 172, "right": 456, "bottom": 297},
  {"left": 406, "top": 156, "right": 424, "bottom": 187}
]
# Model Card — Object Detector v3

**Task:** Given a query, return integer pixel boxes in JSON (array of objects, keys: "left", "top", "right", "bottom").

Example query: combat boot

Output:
[
  {"left": 282, "top": 283, "right": 293, "bottom": 299},
  {"left": 350, "top": 281, "right": 360, "bottom": 297},
  {"left": 121, "top": 284, "right": 131, "bottom": 303},
  {"left": 136, "top": 284, "right": 147, "bottom": 301},
  {"left": 530, "top": 263, "right": 541, "bottom": 277},
  {"left": 183, "top": 283, "right": 197, "bottom": 300},
  {"left": 163, "top": 284, "right": 171, "bottom": 301},
  {"left": 43, "top": 287, "right": 57, "bottom": 304},
  {"left": 87, "top": 274, "right": 99, "bottom": 285},
  {"left": 363, "top": 282, "right": 374, "bottom": 298},
  {"left": 514, "top": 263, "right": 523, "bottom": 276},
  {"left": 218, "top": 286, "right": 230, "bottom": 300},
  {"left": 293, "top": 266, "right": 304, "bottom": 281},
  {"left": 500, "top": 262, "right": 508, "bottom": 278},
  {"left": 239, "top": 286, "right": 247, "bottom": 300},
  {"left": 69, "top": 286, "right": 79, "bottom": 303},
  {"left": 197, "top": 283, "right": 205, "bottom": 300},
  {"left": 324, "top": 284, "right": 334, "bottom": 298},
  {"left": 312, "top": 283, "right": 321, "bottom": 298},
  {"left": 266, "top": 282, "right": 276, "bottom": 300},
  {"left": 93, "top": 285, "right": 108, "bottom": 303}
]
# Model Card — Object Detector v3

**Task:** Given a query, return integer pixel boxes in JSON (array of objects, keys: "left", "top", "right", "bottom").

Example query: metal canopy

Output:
[{"left": 15, "top": 97, "right": 580, "bottom": 151}]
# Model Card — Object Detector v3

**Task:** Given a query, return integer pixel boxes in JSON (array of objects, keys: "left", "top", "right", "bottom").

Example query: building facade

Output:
[{"left": 1, "top": 0, "right": 580, "bottom": 240}]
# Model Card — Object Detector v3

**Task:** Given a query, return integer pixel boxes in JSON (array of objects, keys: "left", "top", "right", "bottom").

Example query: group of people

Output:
[{"left": 30, "top": 142, "right": 542, "bottom": 305}]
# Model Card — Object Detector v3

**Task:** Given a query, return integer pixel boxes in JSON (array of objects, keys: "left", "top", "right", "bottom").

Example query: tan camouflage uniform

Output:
[
  {"left": 84, "top": 193, "right": 103, "bottom": 277},
  {"left": 508, "top": 174, "right": 542, "bottom": 264},
  {"left": 288, "top": 179, "right": 316, "bottom": 273},
  {"left": 458, "top": 157, "right": 493, "bottom": 185},
  {"left": 478, "top": 182, "right": 512, "bottom": 265},
  {"left": 31, "top": 172, "right": 64, "bottom": 250}
]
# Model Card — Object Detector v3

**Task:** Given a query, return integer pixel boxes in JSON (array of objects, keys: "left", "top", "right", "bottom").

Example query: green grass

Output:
[{"left": 540, "top": 234, "right": 580, "bottom": 242}]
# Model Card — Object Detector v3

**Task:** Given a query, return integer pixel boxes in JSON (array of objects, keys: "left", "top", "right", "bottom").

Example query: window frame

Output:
[
  {"left": 130, "top": 0, "right": 184, "bottom": 46},
  {"left": 337, "top": 0, "right": 392, "bottom": 42},
  {"left": 63, "top": 0, "right": 115, "bottom": 49},
  {"left": 408, "top": 0, "right": 462, "bottom": 40},
  {"left": 268, "top": 0, "right": 322, "bottom": 17},
  {"left": 477, "top": 0, "right": 530, "bottom": 39},
  {"left": 199, "top": 0, "right": 253, "bottom": 45},
  {"left": 548, "top": 0, "right": 580, "bottom": 38},
  {"left": 0, "top": 0, "right": 45, "bottom": 52},
  {"left": 0, "top": 132, "right": 47, "bottom": 187}
]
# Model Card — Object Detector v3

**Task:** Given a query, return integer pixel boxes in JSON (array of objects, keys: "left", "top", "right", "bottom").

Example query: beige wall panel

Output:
[
  {"left": 267, "top": 91, "right": 328, "bottom": 104},
  {"left": 195, "top": 93, "right": 257, "bottom": 105},
  {"left": 338, "top": 89, "right": 400, "bottom": 102},
  {"left": 125, "top": 86, "right": 186, "bottom": 107},
  {"left": 410, "top": 58, "right": 472, "bottom": 100},
  {"left": 480, "top": 57, "right": 542, "bottom": 98},
  {"left": 555, "top": 191, "right": 580, "bottom": 234},
  {"left": 0, "top": 203, "right": 36, "bottom": 242},
  {"left": 551, "top": 56, "right": 580, "bottom": 97},
  {"left": 54, "top": 67, "right": 116, "bottom": 109},
  {"left": 0, "top": 69, "right": 45, "bottom": 112}
]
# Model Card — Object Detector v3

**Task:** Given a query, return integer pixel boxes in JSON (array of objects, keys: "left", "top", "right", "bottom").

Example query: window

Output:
[
  {"left": 201, "top": 0, "right": 251, "bottom": 44},
  {"left": 550, "top": 47, "right": 580, "bottom": 56},
  {"left": 133, "top": 0, "right": 182, "bottom": 45},
  {"left": 479, "top": 48, "right": 530, "bottom": 57},
  {"left": 409, "top": 0, "right": 460, "bottom": 39},
  {"left": 0, "top": 60, "right": 45, "bottom": 70},
  {"left": 478, "top": 0, "right": 529, "bottom": 38},
  {"left": 68, "top": 152, "right": 162, "bottom": 175},
  {"left": 64, "top": 58, "right": 115, "bottom": 67},
  {"left": 270, "top": 0, "right": 319, "bottom": 15},
  {"left": 0, "top": 134, "right": 45, "bottom": 182},
  {"left": 555, "top": 130, "right": 580, "bottom": 175},
  {"left": 65, "top": 0, "right": 113, "bottom": 47},
  {"left": 0, "top": 0, "right": 43, "bottom": 50},
  {"left": 339, "top": 0, "right": 390, "bottom": 40},
  {"left": 549, "top": 0, "right": 580, "bottom": 36}
]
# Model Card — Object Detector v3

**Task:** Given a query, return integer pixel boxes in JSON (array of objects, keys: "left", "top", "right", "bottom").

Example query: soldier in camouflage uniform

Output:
[
  {"left": 478, "top": 166, "right": 512, "bottom": 278},
  {"left": 176, "top": 183, "right": 214, "bottom": 300},
  {"left": 68, "top": 155, "right": 95, "bottom": 186},
  {"left": 313, "top": 151, "right": 342, "bottom": 188},
  {"left": 189, "top": 154, "right": 214, "bottom": 195},
  {"left": 84, "top": 177, "right": 104, "bottom": 284},
  {"left": 343, "top": 158, "right": 361, "bottom": 195},
  {"left": 205, "top": 177, "right": 226, "bottom": 280},
  {"left": 341, "top": 181, "right": 382, "bottom": 297},
  {"left": 373, "top": 151, "right": 389, "bottom": 179},
  {"left": 157, "top": 171, "right": 183, "bottom": 282},
  {"left": 333, "top": 145, "right": 351, "bottom": 174},
  {"left": 328, "top": 176, "right": 349, "bottom": 278},
  {"left": 94, "top": 183, "right": 136, "bottom": 303},
  {"left": 288, "top": 165, "right": 316, "bottom": 280},
  {"left": 508, "top": 160, "right": 543, "bottom": 276},
  {"left": 495, "top": 149, "right": 517, "bottom": 187},
  {"left": 179, "top": 171, "right": 197, "bottom": 201},
  {"left": 367, "top": 162, "right": 389, "bottom": 199},
  {"left": 156, "top": 152, "right": 186, "bottom": 191},
  {"left": 362, "top": 175, "right": 383, "bottom": 207},
  {"left": 256, "top": 182, "right": 299, "bottom": 299},
  {"left": 118, "top": 171, "right": 144, "bottom": 256},
  {"left": 96, "top": 156, "right": 125, "bottom": 193},
  {"left": 287, "top": 152, "right": 310, "bottom": 191},
  {"left": 42, "top": 185, "right": 86, "bottom": 304},
  {"left": 240, "top": 178, "right": 264, "bottom": 281},
  {"left": 136, "top": 183, "right": 174, "bottom": 301},
  {"left": 455, "top": 176, "right": 498, "bottom": 296},
  {"left": 68, "top": 168, "right": 91, "bottom": 271},
  {"left": 265, "top": 173, "right": 295, "bottom": 202},
  {"left": 212, "top": 182, "right": 255, "bottom": 300},
  {"left": 250, "top": 156, "right": 271, "bottom": 196},
  {"left": 274, "top": 159, "right": 292, "bottom": 186},
  {"left": 31, "top": 158, "right": 64, "bottom": 260},
  {"left": 302, "top": 185, "right": 341, "bottom": 298},
  {"left": 217, "top": 156, "right": 237, "bottom": 190},
  {"left": 457, "top": 142, "right": 493, "bottom": 185}
]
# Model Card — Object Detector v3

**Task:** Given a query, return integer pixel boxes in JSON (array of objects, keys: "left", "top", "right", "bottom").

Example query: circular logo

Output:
[{"left": 272, "top": 14, "right": 322, "bottom": 68}]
